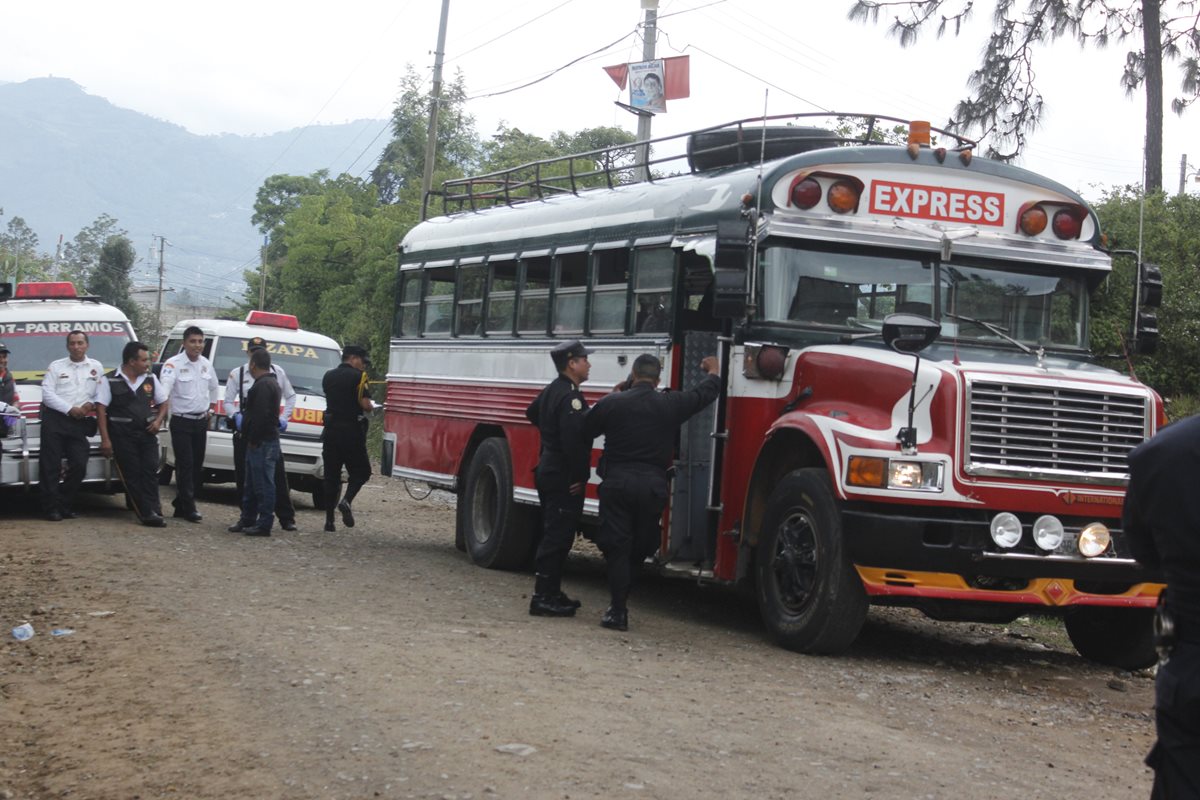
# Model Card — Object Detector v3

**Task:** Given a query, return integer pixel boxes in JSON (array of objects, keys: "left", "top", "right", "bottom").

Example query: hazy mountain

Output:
[{"left": 0, "top": 77, "right": 389, "bottom": 303}]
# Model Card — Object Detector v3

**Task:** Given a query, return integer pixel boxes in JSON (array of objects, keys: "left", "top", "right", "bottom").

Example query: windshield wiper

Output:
[
  {"left": 291, "top": 385, "right": 323, "bottom": 396},
  {"left": 942, "top": 312, "right": 1032, "bottom": 354}
]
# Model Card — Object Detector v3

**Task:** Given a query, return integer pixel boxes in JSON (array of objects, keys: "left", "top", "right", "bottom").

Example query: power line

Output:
[
  {"left": 468, "top": 29, "right": 639, "bottom": 99},
  {"left": 446, "top": 0, "right": 582, "bottom": 64}
]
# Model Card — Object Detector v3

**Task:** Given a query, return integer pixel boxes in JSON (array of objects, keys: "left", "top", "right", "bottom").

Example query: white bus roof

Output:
[{"left": 166, "top": 317, "right": 340, "bottom": 350}]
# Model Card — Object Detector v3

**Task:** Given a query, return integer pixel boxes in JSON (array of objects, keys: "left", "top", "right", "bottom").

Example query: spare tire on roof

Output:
[{"left": 687, "top": 126, "right": 840, "bottom": 172}]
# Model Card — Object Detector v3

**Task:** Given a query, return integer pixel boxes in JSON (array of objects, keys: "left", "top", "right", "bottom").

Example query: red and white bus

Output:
[{"left": 383, "top": 114, "right": 1164, "bottom": 667}]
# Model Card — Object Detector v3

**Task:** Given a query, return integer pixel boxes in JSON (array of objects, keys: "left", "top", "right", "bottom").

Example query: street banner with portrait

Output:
[{"left": 629, "top": 60, "right": 667, "bottom": 113}]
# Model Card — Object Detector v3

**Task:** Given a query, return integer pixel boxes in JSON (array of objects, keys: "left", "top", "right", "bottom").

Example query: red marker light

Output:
[
  {"left": 246, "top": 310, "right": 300, "bottom": 330},
  {"left": 1052, "top": 209, "right": 1083, "bottom": 240},
  {"left": 790, "top": 177, "right": 822, "bottom": 209},
  {"left": 1019, "top": 206, "right": 1048, "bottom": 236},
  {"left": 14, "top": 281, "right": 78, "bottom": 298}
]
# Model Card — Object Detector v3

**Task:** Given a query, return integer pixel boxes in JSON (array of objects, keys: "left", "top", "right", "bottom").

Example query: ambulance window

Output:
[
  {"left": 160, "top": 337, "right": 185, "bottom": 361},
  {"left": 518, "top": 256, "right": 551, "bottom": 334},
  {"left": 423, "top": 266, "right": 456, "bottom": 337}
]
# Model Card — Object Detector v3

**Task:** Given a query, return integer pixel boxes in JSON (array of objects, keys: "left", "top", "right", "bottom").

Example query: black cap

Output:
[
  {"left": 550, "top": 339, "right": 592, "bottom": 370},
  {"left": 0, "top": 341, "right": 9, "bottom": 354},
  {"left": 247, "top": 336, "right": 268, "bottom": 352},
  {"left": 342, "top": 344, "right": 371, "bottom": 367}
]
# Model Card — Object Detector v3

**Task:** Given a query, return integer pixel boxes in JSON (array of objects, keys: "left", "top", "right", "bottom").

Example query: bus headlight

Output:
[
  {"left": 847, "top": 457, "right": 943, "bottom": 491},
  {"left": 1032, "top": 515, "right": 1065, "bottom": 551},
  {"left": 990, "top": 512, "right": 1023, "bottom": 548},
  {"left": 1077, "top": 523, "right": 1111, "bottom": 557}
]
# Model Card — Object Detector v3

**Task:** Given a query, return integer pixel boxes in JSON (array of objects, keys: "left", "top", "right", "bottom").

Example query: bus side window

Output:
[
  {"left": 486, "top": 260, "right": 518, "bottom": 335},
  {"left": 518, "top": 256, "right": 551, "bottom": 334},
  {"left": 456, "top": 265, "right": 485, "bottom": 336},
  {"left": 591, "top": 248, "right": 630, "bottom": 334},
  {"left": 553, "top": 251, "right": 587, "bottom": 334},
  {"left": 634, "top": 248, "right": 675, "bottom": 333},
  {"left": 394, "top": 270, "right": 422, "bottom": 338},
  {"left": 423, "top": 266, "right": 456, "bottom": 336}
]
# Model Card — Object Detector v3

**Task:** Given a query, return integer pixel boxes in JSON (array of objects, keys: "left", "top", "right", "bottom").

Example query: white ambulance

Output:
[
  {"left": 0, "top": 281, "right": 138, "bottom": 489},
  {"left": 156, "top": 311, "right": 342, "bottom": 507}
]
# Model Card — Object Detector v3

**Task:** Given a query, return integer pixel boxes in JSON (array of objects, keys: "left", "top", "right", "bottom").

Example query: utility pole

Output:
[
  {"left": 420, "top": 0, "right": 452, "bottom": 206},
  {"left": 635, "top": 0, "right": 659, "bottom": 182},
  {"left": 1179, "top": 153, "right": 1188, "bottom": 196},
  {"left": 153, "top": 234, "right": 168, "bottom": 342},
  {"left": 258, "top": 234, "right": 269, "bottom": 310}
]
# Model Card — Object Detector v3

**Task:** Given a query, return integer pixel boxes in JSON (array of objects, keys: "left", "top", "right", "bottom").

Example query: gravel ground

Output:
[{"left": 0, "top": 477, "right": 1156, "bottom": 799}]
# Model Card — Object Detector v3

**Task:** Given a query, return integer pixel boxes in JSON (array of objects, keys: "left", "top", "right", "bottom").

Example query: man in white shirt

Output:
[
  {"left": 224, "top": 336, "right": 298, "bottom": 531},
  {"left": 39, "top": 329, "right": 103, "bottom": 521},
  {"left": 159, "top": 325, "right": 220, "bottom": 522},
  {"left": 97, "top": 341, "right": 169, "bottom": 527}
]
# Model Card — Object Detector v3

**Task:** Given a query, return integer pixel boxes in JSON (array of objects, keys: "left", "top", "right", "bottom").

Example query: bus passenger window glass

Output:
[
  {"left": 456, "top": 265, "right": 485, "bottom": 336},
  {"left": 591, "top": 249, "right": 630, "bottom": 334},
  {"left": 760, "top": 247, "right": 930, "bottom": 329},
  {"left": 939, "top": 264, "right": 1086, "bottom": 348},
  {"left": 518, "top": 256, "right": 551, "bottom": 334},
  {"left": 423, "top": 266, "right": 456, "bottom": 336},
  {"left": 634, "top": 248, "right": 674, "bottom": 333},
  {"left": 487, "top": 260, "right": 518, "bottom": 335},
  {"left": 553, "top": 252, "right": 588, "bottom": 334},
  {"left": 394, "top": 271, "right": 421, "bottom": 338}
]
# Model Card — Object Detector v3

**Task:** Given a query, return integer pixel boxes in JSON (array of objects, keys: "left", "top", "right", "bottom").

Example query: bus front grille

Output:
[{"left": 965, "top": 380, "right": 1148, "bottom": 483}]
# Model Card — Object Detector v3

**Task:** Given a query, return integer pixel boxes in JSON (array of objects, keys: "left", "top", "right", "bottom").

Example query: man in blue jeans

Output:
[{"left": 229, "top": 347, "right": 282, "bottom": 537}]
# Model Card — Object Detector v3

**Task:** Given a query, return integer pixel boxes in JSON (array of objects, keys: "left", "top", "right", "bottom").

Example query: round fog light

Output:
[
  {"left": 1032, "top": 515, "right": 1065, "bottom": 551},
  {"left": 990, "top": 512, "right": 1022, "bottom": 548},
  {"left": 1078, "top": 523, "right": 1111, "bottom": 558}
]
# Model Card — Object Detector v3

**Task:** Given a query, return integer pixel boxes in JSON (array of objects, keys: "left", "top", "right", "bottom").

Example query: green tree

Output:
[
  {"left": 60, "top": 213, "right": 126, "bottom": 287},
  {"left": 371, "top": 66, "right": 478, "bottom": 205},
  {"left": 88, "top": 236, "right": 143, "bottom": 330},
  {"left": 0, "top": 213, "right": 52, "bottom": 282},
  {"left": 847, "top": 0, "right": 1193, "bottom": 191}
]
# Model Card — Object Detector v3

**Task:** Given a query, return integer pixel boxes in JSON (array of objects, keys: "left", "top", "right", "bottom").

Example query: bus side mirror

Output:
[
  {"left": 1134, "top": 262, "right": 1162, "bottom": 355},
  {"left": 882, "top": 313, "right": 941, "bottom": 354},
  {"left": 711, "top": 219, "right": 751, "bottom": 318}
]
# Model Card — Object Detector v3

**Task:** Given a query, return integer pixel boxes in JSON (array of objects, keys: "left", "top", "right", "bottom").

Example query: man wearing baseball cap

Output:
[
  {"left": 224, "top": 336, "right": 299, "bottom": 531},
  {"left": 320, "top": 344, "right": 373, "bottom": 532},
  {"left": 525, "top": 339, "right": 594, "bottom": 617}
]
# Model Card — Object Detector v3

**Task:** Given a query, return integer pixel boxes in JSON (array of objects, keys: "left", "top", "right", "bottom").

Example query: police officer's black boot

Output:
[
  {"left": 529, "top": 573, "right": 577, "bottom": 617},
  {"left": 600, "top": 605, "right": 629, "bottom": 632}
]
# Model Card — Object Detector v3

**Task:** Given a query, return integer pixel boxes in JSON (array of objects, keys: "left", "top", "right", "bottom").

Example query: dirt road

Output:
[{"left": 1, "top": 478, "right": 1156, "bottom": 799}]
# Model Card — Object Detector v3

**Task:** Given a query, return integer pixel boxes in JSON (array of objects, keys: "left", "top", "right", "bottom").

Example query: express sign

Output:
[{"left": 869, "top": 179, "right": 1004, "bottom": 227}]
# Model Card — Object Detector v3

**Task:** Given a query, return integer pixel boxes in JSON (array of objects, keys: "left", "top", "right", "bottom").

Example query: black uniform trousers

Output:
[
  {"left": 109, "top": 422, "right": 162, "bottom": 520},
  {"left": 169, "top": 416, "right": 207, "bottom": 514},
  {"left": 39, "top": 409, "right": 90, "bottom": 514},
  {"left": 595, "top": 463, "right": 669, "bottom": 610},
  {"left": 1149, "top": 639, "right": 1200, "bottom": 798},
  {"left": 322, "top": 424, "right": 371, "bottom": 509},
  {"left": 233, "top": 431, "right": 294, "bottom": 523},
  {"left": 533, "top": 470, "right": 585, "bottom": 580}
]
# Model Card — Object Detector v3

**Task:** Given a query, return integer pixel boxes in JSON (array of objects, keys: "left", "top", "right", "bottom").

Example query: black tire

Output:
[
  {"left": 1064, "top": 607, "right": 1157, "bottom": 670},
  {"left": 460, "top": 437, "right": 534, "bottom": 570},
  {"left": 157, "top": 465, "right": 174, "bottom": 486},
  {"left": 754, "top": 468, "right": 868, "bottom": 655},
  {"left": 311, "top": 483, "right": 327, "bottom": 511}
]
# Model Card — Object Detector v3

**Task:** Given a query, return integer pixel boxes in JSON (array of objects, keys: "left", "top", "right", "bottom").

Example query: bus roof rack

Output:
[{"left": 428, "top": 113, "right": 976, "bottom": 219}]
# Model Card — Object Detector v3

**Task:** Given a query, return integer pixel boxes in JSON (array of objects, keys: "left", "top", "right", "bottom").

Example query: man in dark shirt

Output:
[
  {"left": 321, "top": 345, "right": 373, "bottom": 533},
  {"left": 584, "top": 353, "right": 721, "bottom": 631},
  {"left": 1123, "top": 415, "right": 1200, "bottom": 797},
  {"left": 525, "top": 339, "right": 593, "bottom": 618},
  {"left": 0, "top": 342, "right": 15, "bottom": 438},
  {"left": 230, "top": 348, "right": 282, "bottom": 537}
]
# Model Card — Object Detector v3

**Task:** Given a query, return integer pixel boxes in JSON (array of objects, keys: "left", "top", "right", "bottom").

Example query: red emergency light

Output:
[
  {"left": 14, "top": 281, "right": 79, "bottom": 299},
  {"left": 245, "top": 310, "right": 299, "bottom": 330}
]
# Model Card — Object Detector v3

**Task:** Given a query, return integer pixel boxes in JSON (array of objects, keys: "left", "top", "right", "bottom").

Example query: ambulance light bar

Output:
[
  {"left": 14, "top": 282, "right": 79, "bottom": 299},
  {"left": 245, "top": 310, "right": 300, "bottom": 330}
]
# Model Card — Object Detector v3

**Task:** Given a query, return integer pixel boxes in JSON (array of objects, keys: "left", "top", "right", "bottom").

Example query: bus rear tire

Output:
[
  {"left": 755, "top": 468, "right": 867, "bottom": 655},
  {"left": 460, "top": 437, "right": 532, "bottom": 570},
  {"left": 1064, "top": 606, "right": 1156, "bottom": 670}
]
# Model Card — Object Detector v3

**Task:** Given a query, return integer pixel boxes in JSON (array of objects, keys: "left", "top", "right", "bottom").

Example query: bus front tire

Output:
[
  {"left": 755, "top": 468, "right": 867, "bottom": 655},
  {"left": 1064, "top": 606, "right": 1156, "bottom": 670},
  {"left": 460, "top": 437, "right": 533, "bottom": 570}
]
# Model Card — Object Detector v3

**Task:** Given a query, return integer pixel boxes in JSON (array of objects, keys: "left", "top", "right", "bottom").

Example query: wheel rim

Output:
[
  {"left": 770, "top": 509, "right": 819, "bottom": 613},
  {"left": 471, "top": 464, "right": 499, "bottom": 545}
]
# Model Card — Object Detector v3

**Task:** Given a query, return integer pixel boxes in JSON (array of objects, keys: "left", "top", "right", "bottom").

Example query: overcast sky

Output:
[{"left": 6, "top": 0, "right": 1198, "bottom": 198}]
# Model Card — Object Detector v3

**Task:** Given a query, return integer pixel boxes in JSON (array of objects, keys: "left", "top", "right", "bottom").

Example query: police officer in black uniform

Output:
[
  {"left": 1123, "top": 415, "right": 1200, "bottom": 798},
  {"left": 97, "top": 341, "right": 170, "bottom": 527},
  {"left": 525, "top": 339, "right": 593, "bottom": 617},
  {"left": 321, "top": 344, "right": 373, "bottom": 533},
  {"left": 583, "top": 353, "right": 721, "bottom": 631},
  {"left": 0, "top": 342, "right": 14, "bottom": 438}
]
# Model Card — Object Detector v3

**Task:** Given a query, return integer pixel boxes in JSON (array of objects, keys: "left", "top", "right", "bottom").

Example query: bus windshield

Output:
[
  {"left": 212, "top": 338, "right": 342, "bottom": 396},
  {"left": 3, "top": 323, "right": 134, "bottom": 381},
  {"left": 759, "top": 246, "right": 1087, "bottom": 349}
]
